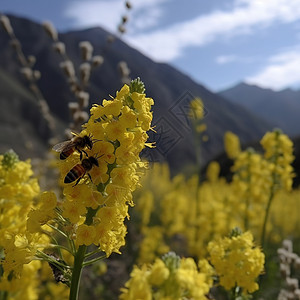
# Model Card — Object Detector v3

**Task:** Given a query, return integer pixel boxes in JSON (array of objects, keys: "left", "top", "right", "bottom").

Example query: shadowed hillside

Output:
[
  {"left": 0, "top": 14, "right": 276, "bottom": 173},
  {"left": 219, "top": 82, "right": 300, "bottom": 137}
]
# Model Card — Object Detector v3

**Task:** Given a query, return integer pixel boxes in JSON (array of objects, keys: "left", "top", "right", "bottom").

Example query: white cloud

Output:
[
  {"left": 216, "top": 55, "right": 237, "bottom": 64},
  {"left": 64, "top": 0, "right": 169, "bottom": 33},
  {"left": 215, "top": 54, "right": 258, "bottom": 64},
  {"left": 132, "top": 5, "right": 163, "bottom": 31},
  {"left": 126, "top": 0, "right": 300, "bottom": 61},
  {"left": 64, "top": 1, "right": 124, "bottom": 32},
  {"left": 245, "top": 48, "right": 300, "bottom": 90}
]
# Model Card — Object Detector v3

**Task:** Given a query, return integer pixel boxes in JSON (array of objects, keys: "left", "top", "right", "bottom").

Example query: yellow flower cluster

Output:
[
  {"left": 120, "top": 252, "right": 213, "bottom": 300},
  {"left": 268, "top": 189, "right": 300, "bottom": 242},
  {"left": 208, "top": 230, "right": 265, "bottom": 294},
  {"left": 0, "top": 150, "right": 39, "bottom": 217},
  {"left": 187, "top": 173, "right": 234, "bottom": 257},
  {"left": 224, "top": 131, "right": 241, "bottom": 159},
  {"left": 133, "top": 129, "right": 297, "bottom": 267},
  {"left": 231, "top": 148, "right": 273, "bottom": 235},
  {"left": 0, "top": 150, "right": 42, "bottom": 298},
  {"left": 260, "top": 129, "right": 294, "bottom": 191},
  {"left": 189, "top": 97, "right": 205, "bottom": 121},
  {"left": 58, "top": 79, "right": 154, "bottom": 256},
  {"left": 134, "top": 163, "right": 234, "bottom": 261},
  {"left": 0, "top": 79, "right": 154, "bottom": 298},
  {"left": 189, "top": 98, "right": 207, "bottom": 136}
]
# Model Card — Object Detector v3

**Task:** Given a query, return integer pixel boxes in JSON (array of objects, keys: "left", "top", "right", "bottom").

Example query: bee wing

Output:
[{"left": 52, "top": 141, "right": 74, "bottom": 152}]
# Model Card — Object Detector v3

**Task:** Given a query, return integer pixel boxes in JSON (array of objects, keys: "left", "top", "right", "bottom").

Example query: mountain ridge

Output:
[
  {"left": 219, "top": 82, "right": 300, "bottom": 137},
  {"left": 0, "top": 14, "right": 275, "bottom": 172}
]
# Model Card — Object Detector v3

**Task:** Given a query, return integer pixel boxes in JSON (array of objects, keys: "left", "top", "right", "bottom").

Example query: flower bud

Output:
[
  {"left": 73, "top": 111, "right": 89, "bottom": 123},
  {"left": 283, "top": 239, "right": 293, "bottom": 253},
  {"left": 68, "top": 102, "right": 79, "bottom": 115},
  {"left": 39, "top": 99, "right": 50, "bottom": 114},
  {"left": 91, "top": 55, "right": 104, "bottom": 67},
  {"left": 60, "top": 60, "right": 75, "bottom": 78},
  {"left": 53, "top": 42, "right": 65, "bottom": 55},
  {"left": 122, "top": 16, "right": 128, "bottom": 24},
  {"left": 20, "top": 67, "right": 33, "bottom": 80},
  {"left": 280, "top": 263, "right": 290, "bottom": 278},
  {"left": 27, "top": 55, "right": 36, "bottom": 66},
  {"left": 76, "top": 91, "right": 90, "bottom": 108},
  {"left": 33, "top": 70, "right": 41, "bottom": 80},
  {"left": 42, "top": 21, "right": 58, "bottom": 41},
  {"left": 118, "top": 61, "right": 130, "bottom": 77},
  {"left": 10, "top": 38, "right": 21, "bottom": 50},
  {"left": 295, "top": 257, "right": 300, "bottom": 270},
  {"left": 286, "top": 277, "right": 298, "bottom": 291},
  {"left": 2, "top": 149, "right": 19, "bottom": 170},
  {"left": 79, "top": 41, "right": 93, "bottom": 61},
  {"left": 0, "top": 15, "right": 13, "bottom": 34},
  {"left": 107, "top": 35, "right": 115, "bottom": 44},
  {"left": 118, "top": 25, "right": 126, "bottom": 34},
  {"left": 79, "top": 62, "right": 91, "bottom": 84},
  {"left": 125, "top": 1, "right": 132, "bottom": 9}
]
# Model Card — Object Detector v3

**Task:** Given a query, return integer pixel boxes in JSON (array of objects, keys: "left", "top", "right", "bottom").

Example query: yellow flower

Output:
[
  {"left": 120, "top": 253, "right": 213, "bottom": 300},
  {"left": 120, "top": 265, "right": 152, "bottom": 300},
  {"left": 62, "top": 197, "right": 87, "bottom": 224},
  {"left": 224, "top": 131, "right": 241, "bottom": 159},
  {"left": 189, "top": 98, "right": 205, "bottom": 120},
  {"left": 206, "top": 161, "right": 220, "bottom": 183},
  {"left": 148, "top": 258, "right": 170, "bottom": 286},
  {"left": 260, "top": 129, "right": 294, "bottom": 191},
  {"left": 208, "top": 231, "right": 265, "bottom": 294},
  {"left": 76, "top": 224, "right": 96, "bottom": 246}
]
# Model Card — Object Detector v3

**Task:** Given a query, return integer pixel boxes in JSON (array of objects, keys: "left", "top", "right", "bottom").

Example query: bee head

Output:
[
  {"left": 89, "top": 156, "right": 99, "bottom": 167},
  {"left": 85, "top": 135, "right": 93, "bottom": 150}
]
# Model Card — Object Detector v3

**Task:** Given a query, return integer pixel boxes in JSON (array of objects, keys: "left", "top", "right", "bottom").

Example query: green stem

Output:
[
  {"left": 192, "top": 120, "right": 202, "bottom": 183},
  {"left": 36, "top": 250, "right": 71, "bottom": 271},
  {"left": 83, "top": 254, "right": 106, "bottom": 267},
  {"left": 244, "top": 195, "right": 249, "bottom": 231},
  {"left": 261, "top": 187, "right": 275, "bottom": 249},
  {"left": 0, "top": 291, "right": 8, "bottom": 300},
  {"left": 69, "top": 206, "right": 99, "bottom": 300},
  {"left": 84, "top": 248, "right": 101, "bottom": 259},
  {"left": 243, "top": 150, "right": 252, "bottom": 231},
  {"left": 47, "top": 223, "right": 69, "bottom": 239},
  {"left": 261, "top": 130, "right": 281, "bottom": 249},
  {"left": 69, "top": 245, "right": 87, "bottom": 300},
  {"left": 229, "top": 286, "right": 240, "bottom": 300},
  {"left": 48, "top": 243, "right": 74, "bottom": 254}
]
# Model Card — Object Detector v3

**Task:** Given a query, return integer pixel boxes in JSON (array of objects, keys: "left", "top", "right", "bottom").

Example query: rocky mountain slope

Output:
[{"left": 0, "top": 14, "right": 275, "bottom": 172}]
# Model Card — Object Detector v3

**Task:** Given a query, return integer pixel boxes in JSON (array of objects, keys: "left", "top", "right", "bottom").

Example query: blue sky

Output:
[{"left": 1, "top": 0, "right": 300, "bottom": 92}]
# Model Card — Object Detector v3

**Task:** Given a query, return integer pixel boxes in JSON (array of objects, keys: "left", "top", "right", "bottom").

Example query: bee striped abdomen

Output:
[
  {"left": 60, "top": 148, "right": 75, "bottom": 160},
  {"left": 64, "top": 164, "right": 85, "bottom": 183}
]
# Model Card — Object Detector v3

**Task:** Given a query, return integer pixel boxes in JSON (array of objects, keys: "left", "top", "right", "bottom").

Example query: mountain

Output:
[
  {"left": 0, "top": 14, "right": 275, "bottom": 173},
  {"left": 219, "top": 82, "right": 300, "bottom": 137}
]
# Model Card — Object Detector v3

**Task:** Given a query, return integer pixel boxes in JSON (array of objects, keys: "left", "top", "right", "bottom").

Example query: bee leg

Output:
[
  {"left": 82, "top": 149, "right": 89, "bottom": 158},
  {"left": 78, "top": 149, "right": 83, "bottom": 160},
  {"left": 87, "top": 173, "right": 93, "bottom": 184},
  {"left": 73, "top": 177, "right": 82, "bottom": 187}
]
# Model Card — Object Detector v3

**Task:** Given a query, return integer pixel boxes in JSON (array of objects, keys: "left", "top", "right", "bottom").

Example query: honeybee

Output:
[
  {"left": 64, "top": 156, "right": 99, "bottom": 186},
  {"left": 52, "top": 134, "right": 93, "bottom": 160}
]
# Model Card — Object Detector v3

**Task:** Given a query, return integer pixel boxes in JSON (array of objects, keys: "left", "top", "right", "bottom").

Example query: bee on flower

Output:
[{"left": 57, "top": 78, "right": 154, "bottom": 257}]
